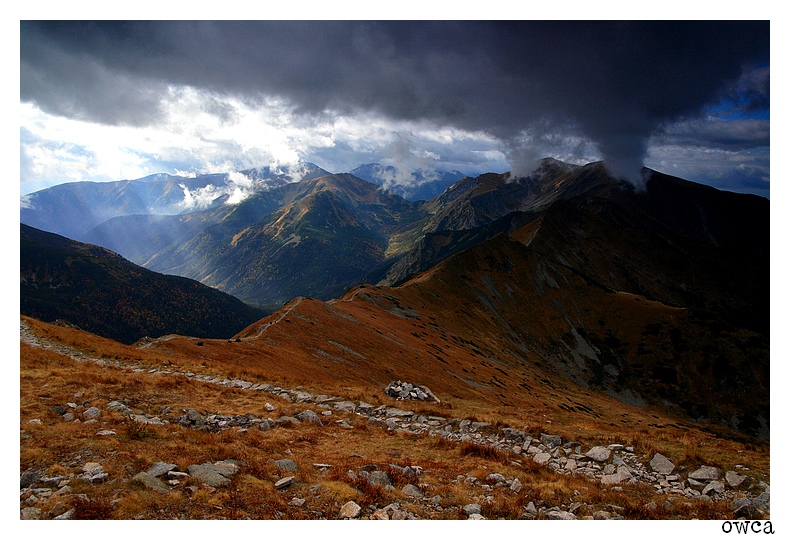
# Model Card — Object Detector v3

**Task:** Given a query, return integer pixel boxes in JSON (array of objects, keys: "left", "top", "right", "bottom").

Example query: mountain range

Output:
[{"left": 19, "top": 159, "right": 769, "bottom": 437}]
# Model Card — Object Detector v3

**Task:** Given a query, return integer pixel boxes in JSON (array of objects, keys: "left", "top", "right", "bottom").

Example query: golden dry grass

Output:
[{"left": 20, "top": 316, "right": 768, "bottom": 520}]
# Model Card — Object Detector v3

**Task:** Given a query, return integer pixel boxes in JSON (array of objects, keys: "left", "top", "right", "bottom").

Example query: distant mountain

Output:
[
  {"left": 20, "top": 162, "right": 330, "bottom": 241},
  {"left": 20, "top": 224, "right": 265, "bottom": 344},
  {"left": 350, "top": 163, "right": 466, "bottom": 201},
  {"left": 87, "top": 173, "right": 427, "bottom": 311}
]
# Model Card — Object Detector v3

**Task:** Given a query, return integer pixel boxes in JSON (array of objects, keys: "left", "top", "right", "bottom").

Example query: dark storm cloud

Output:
[{"left": 20, "top": 20, "right": 769, "bottom": 182}]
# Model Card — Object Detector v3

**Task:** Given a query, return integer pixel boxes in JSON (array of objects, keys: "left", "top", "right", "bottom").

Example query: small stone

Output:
[
  {"left": 147, "top": 462, "right": 178, "bottom": 477},
  {"left": 275, "top": 459, "right": 298, "bottom": 472},
  {"left": 334, "top": 401, "right": 357, "bottom": 413},
  {"left": 463, "top": 503, "right": 482, "bottom": 516},
  {"left": 83, "top": 406, "right": 101, "bottom": 420},
  {"left": 725, "top": 470, "right": 749, "bottom": 489},
  {"left": 274, "top": 476, "right": 295, "bottom": 490},
  {"left": 295, "top": 410, "right": 323, "bottom": 425},
  {"left": 401, "top": 483, "right": 424, "bottom": 498},
  {"left": 533, "top": 452, "right": 552, "bottom": 465},
  {"left": 368, "top": 470, "right": 392, "bottom": 487},
  {"left": 547, "top": 510, "right": 577, "bottom": 520},
  {"left": 702, "top": 480, "right": 725, "bottom": 495},
  {"left": 96, "top": 429, "right": 116, "bottom": 437},
  {"left": 20, "top": 471, "right": 39, "bottom": 489},
  {"left": 62, "top": 413, "right": 75, "bottom": 422},
  {"left": 21, "top": 507, "right": 44, "bottom": 520},
  {"left": 53, "top": 507, "right": 75, "bottom": 520},
  {"left": 510, "top": 478, "right": 522, "bottom": 493},
  {"left": 339, "top": 501, "right": 361, "bottom": 519},
  {"left": 731, "top": 498, "right": 755, "bottom": 518}
]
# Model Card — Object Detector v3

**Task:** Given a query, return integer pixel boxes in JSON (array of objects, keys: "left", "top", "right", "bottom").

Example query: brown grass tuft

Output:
[{"left": 73, "top": 497, "right": 113, "bottom": 519}]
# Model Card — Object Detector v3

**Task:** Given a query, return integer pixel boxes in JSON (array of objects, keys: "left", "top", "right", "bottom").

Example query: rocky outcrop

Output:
[{"left": 385, "top": 381, "right": 440, "bottom": 402}]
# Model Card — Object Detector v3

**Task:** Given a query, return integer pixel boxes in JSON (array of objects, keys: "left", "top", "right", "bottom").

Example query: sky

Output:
[{"left": 19, "top": 20, "right": 770, "bottom": 198}]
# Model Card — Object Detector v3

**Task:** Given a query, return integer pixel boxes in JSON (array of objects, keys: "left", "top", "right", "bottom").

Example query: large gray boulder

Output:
[
  {"left": 187, "top": 461, "right": 239, "bottom": 488},
  {"left": 585, "top": 446, "right": 612, "bottom": 462},
  {"left": 295, "top": 410, "right": 323, "bottom": 425},
  {"left": 132, "top": 472, "right": 169, "bottom": 493},
  {"left": 689, "top": 465, "right": 719, "bottom": 481}
]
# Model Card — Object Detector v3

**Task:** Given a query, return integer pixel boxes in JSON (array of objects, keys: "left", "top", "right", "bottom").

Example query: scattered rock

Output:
[
  {"left": 463, "top": 503, "right": 482, "bottom": 516},
  {"left": 81, "top": 462, "right": 108, "bottom": 484},
  {"left": 187, "top": 461, "right": 239, "bottom": 488},
  {"left": 368, "top": 470, "right": 392, "bottom": 487},
  {"left": 725, "top": 470, "right": 750, "bottom": 489},
  {"left": 689, "top": 465, "right": 719, "bottom": 481},
  {"left": 20, "top": 471, "right": 39, "bottom": 489},
  {"left": 649, "top": 453, "right": 675, "bottom": 475},
  {"left": 147, "top": 462, "right": 178, "bottom": 478},
  {"left": 333, "top": 401, "right": 356, "bottom": 413},
  {"left": 540, "top": 433, "right": 562, "bottom": 448},
  {"left": 339, "top": 501, "right": 361, "bottom": 519},
  {"left": 20, "top": 507, "right": 44, "bottom": 520},
  {"left": 702, "top": 480, "right": 725, "bottom": 496},
  {"left": 295, "top": 410, "right": 322, "bottom": 425},
  {"left": 132, "top": 472, "right": 170, "bottom": 493},
  {"left": 274, "top": 476, "right": 295, "bottom": 490},
  {"left": 585, "top": 446, "right": 612, "bottom": 462},
  {"left": 547, "top": 510, "right": 577, "bottom": 520},
  {"left": 53, "top": 508, "right": 75, "bottom": 520},
  {"left": 275, "top": 459, "right": 298, "bottom": 472},
  {"left": 402, "top": 483, "right": 424, "bottom": 498},
  {"left": 83, "top": 406, "right": 101, "bottom": 420}
]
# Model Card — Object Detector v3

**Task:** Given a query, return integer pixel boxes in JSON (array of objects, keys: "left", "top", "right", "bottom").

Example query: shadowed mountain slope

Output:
[
  {"left": 20, "top": 224, "right": 265, "bottom": 344},
  {"left": 138, "top": 198, "right": 767, "bottom": 439}
]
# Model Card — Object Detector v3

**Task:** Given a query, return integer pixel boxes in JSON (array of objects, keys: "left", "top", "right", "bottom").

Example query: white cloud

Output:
[{"left": 21, "top": 85, "right": 516, "bottom": 195}]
